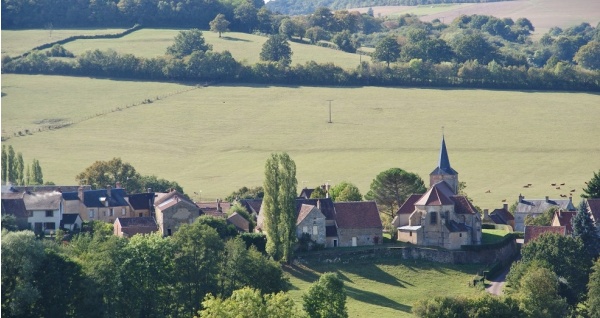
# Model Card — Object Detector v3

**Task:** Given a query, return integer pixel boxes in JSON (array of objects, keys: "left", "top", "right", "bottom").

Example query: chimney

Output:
[
  {"left": 559, "top": 209, "right": 562, "bottom": 218},
  {"left": 325, "top": 182, "right": 331, "bottom": 198},
  {"left": 503, "top": 203, "right": 508, "bottom": 210},
  {"left": 116, "top": 182, "right": 122, "bottom": 189},
  {"left": 147, "top": 188, "right": 152, "bottom": 193},
  {"left": 78, "top": 186, "right": 84, "bottom": 201},
  {"left": 483, "top": 209, "right": 489, "bottom": 219},
  {"left": 107, "top": 185, "right": 112, "bottom": 197},
  {"left": 519, "top": 194, "right": 524, "bottom": 202},
  {"left": 217, "top": 199, "right": 222, "bottom": 212},
  {"left": 545, "top": 196, "right": 549, "bottom": 202},
  {"left": 317, "top": 199, "right": 321, "bottom": 210}
]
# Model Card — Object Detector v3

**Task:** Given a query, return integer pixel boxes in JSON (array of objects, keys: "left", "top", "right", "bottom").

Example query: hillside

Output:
[{"left": 2, "top": 74, "right": 599, "bottom": 209}]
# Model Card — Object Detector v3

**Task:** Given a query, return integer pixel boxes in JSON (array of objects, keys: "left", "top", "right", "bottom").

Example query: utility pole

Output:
[{"left": 326, "top": 100, "right": 333, "bottom": 123}]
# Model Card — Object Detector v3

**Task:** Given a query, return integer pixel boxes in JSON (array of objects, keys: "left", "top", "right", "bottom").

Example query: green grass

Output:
[
  {"left": 2, "top": 74, "right": 600, "bottom": 211},
  {"left": 1, "top": 28, "right": 126, "bottom": 57},
  {"left": 284, "top": 258, "right": 485, "bottom": 317},
  {"left": 481, "top": 229, "right": 509, "bottom": 244}
]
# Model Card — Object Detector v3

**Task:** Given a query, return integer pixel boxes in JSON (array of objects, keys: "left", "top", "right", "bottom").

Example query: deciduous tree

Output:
[
  {"left": 588, "top": 259, "right": 600, "bottom": 318},
  {"left": 31, "top": 158, "right": 43, "bottom": 185},
  {"left": 330, "top": 181, "right": 362, "bottom": 202},
  {"left": 302, "top": 273, "right": 348, "bottom": 318},
  {"left": 75, "top": 157, "right": 138, "bottom": 190},
  {"left": 373, "top": 37, "right": 400, "bottom": 67},
  {"left": 260, "top": 34, "right": 293, "bottom": 67},
  {"left": 166, "top": 29, "right": 212, "bottom": 58},
  {"left": 210, "top": 14, "right": 230, "bottom": 38},
  {"left": 263, "top": 152, "right": 297, "bottom": 262}
]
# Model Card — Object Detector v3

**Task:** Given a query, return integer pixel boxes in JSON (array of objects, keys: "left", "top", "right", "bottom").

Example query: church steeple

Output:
[{"left": 430, "top": 135, "right": 459, "bottom": 194}]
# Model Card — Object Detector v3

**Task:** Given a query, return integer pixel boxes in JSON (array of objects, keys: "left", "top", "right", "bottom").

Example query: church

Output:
[{"left": 394, "top": 136, "right": 482, "bottom": 249}]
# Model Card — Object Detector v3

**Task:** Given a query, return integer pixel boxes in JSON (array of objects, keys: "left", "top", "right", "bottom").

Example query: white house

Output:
[{"left": 23, "top": 191, "right": 63, "bottom": 234}]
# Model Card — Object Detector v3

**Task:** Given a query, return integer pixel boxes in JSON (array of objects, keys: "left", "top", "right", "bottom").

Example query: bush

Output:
[{"left": 240, "top": 232, "right": 267, "bottom": 253}]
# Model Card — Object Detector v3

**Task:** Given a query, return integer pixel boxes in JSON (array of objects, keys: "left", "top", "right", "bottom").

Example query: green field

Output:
[
  {"left": 284, "top": 258, "right": 484, "bottom": 317},
  {"left": 2, "top": 74, "right": 599, "bottom": 210},
  {"left": 1, "top": 28, "right": 369, "bottom": 68}
]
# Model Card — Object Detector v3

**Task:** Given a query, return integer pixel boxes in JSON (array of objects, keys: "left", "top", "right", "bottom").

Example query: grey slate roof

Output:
[
  {"left": 128, "top": 193, "right": 155, "bottom": 210},
  {"left": 296, "top": 198, "right": 335, "bottom": 220},
  {"left": 62, "top": 192, "right": 79, "bottom": 200},
  {"left": 23, "top": 191, "right": 62, "bottom": 210},
  {"left": 446, "top": 219, "right": 469, "bottom": 232},
  {"left": 117, "top": 216, "right": 157, "bottom": 227},
  {"left": 430, "top": 136, "right": 458, "bottom": 176},
  {"left": 83, "top": 188, "right": 129, "bottom": 208},
  {"left": 1, "top": 198, "right": 28, "bottom": 218},
  {"left": 516, "top": 196, "right": 575, "bottom": 214},
  {"left": 587, "top": 199, "right": 600, "bottom": 222},
  {"left": 62, "top": 214, "right": 81, "bottom": 224}
]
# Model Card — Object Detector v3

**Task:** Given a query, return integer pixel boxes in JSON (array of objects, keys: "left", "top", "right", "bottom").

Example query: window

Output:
[
  {"left": 409, "top": 231, "right": 412, "bottom": 237},
  {"left": 44, "top": 222, "right": 55, "bottom": 230},
  {"left": 109, "top": 209, "right": 114, "bottom": 217},
  {"left": 333, "top": 239, "right": 338, "bottom": 247},
  {"left": 303, "top": 226, "right": 308, "bottom": 233},
  {"left": 167, "top": 229, "right": 172, "bottom": 236},
  {"left": 459, "top": 233, "right": 462, "bottom": 237},
  {"left": 46, "top": 210, "right": 54, "bottom": 217},
  {"left": 430, "top": 212, "right": 437, "bottom": 224},
  {"left": 122, "top": 208, "right": 126, "bottom": 216},
  {"left": 88, "top": 210, "right": 95, "bottom": 218},
  {"left": 139, "top": 213, "right": 143, "bottom": 217},
  {"left": 312, "top": 225, "right": 318, "bottom": 235}
]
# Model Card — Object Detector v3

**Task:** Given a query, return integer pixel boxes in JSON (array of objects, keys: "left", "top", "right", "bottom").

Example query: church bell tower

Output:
[{"left": 429, "top": 135, "right": 459, "bottom": 194}]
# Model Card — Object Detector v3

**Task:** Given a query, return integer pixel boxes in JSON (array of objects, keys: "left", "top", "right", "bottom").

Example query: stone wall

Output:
[
  {"left": 337, "top": 227, "right": 382, "bottom": 247},
  {"left": 298, "top": 239, "right": 519, "bottom": 265}
]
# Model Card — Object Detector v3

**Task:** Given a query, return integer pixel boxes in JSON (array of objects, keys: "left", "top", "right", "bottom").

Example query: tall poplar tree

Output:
[
  {"left": 263, "top": 153, "right": 297, "bottom": 263},
  {"left": 16, "top": 153, "right": 24, "bottom": 185},
  {"left": 1, "top": 145, "right": 7, "bottom": 184},
  {"left": 31, "top": 159, "right": 43, "bottom": 185},
  {"left": 7, "top": 145, "right": 16, "bottom": 183}
]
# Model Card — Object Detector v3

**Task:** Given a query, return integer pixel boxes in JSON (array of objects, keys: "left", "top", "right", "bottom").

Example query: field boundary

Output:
[
  {"left": 1, "top": 84, "right": 202, "bottom": 141},
  {"left": 13, "top": 24, "right": 143, "bottom": 60}
]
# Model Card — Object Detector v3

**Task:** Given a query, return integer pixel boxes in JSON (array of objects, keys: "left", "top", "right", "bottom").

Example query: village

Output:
[{"left": 3, "top": 137, "right": 599, "bottom": 254}]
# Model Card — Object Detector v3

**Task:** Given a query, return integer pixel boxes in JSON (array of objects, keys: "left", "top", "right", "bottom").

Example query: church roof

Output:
[
  {"left": 431, "top": 135, "right": 458, "bottom": 176},
  {"left": 415, "top": 181, "right": 454, "bottom": 206}
]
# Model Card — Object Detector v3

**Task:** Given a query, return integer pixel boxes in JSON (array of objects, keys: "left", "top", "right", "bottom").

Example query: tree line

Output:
[{"left": 1, "top": 145, "right": 44, "bottom": 186}]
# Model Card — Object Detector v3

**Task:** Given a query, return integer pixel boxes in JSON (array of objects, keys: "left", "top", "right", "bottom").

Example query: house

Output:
[
  {"left": 397, "top": 136, "right": 482, "bottom": 249},
  {"left": 299, "top": 188, "right": 315, "bottom": 199},
  {"left": 62, "top": 185, "right": 131, "bottom": 222},
  {"left": 114, "top": 217, "right": 158, "bottom": 237},
  {"left": 154, "top": 190, "right": 200, "bottom": 236},
  {"left": 256, "top": 197, "right": 383, "bottom": 248},
  {"left": 513, "top": 195, "right": 576, "bottom": 232},
  {"left": 296, "top": 203, "right": 327, "bottom": 246},
  {"left": 551, "top": 210, "right": 577, "bottom": 235},
  {"left": 524, "top": 225, "right": 566, "bottom": 244},
  {"left": 586, "top": 199, "right": 600, "bottom": 232},
  {"left": 237, "top": 199, "right": 262, "bottom": 218},
  {"left": 482, "top": 204, "right": 515, "bottom": 230},
  {"left": 1, "top": 193, "right": 29, "bottom": 230},
  {"left": 127, "top": 191, "right": 156, "bottom": 218},
  {"left": 61, "top": 213, "right": 83, "bottom": 231},
  {"left": 334, "top": 201, "right": 383, "bottom": 246},
  {"left": 22, "top": 190, "right": 63, "bottom": 234},
  {"left": 227, "top": 212, "right": 250, "bottom": 232},
  {"left": 392, "top": 194, "right": 422, "bottom": 228}
]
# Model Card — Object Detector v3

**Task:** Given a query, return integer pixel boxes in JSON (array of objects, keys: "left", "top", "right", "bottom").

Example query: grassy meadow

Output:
[
  {"left": 2, "top": 74, "right": 599, "bottom": 210},
  {"left": 284, "top": 258, "right": 485, "bottom": 317}
]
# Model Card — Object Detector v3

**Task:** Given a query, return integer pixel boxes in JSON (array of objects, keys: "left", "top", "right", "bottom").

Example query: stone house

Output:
[
  {"left": 114, "top": 217, "right": 158, "bottom": 237},
  {"left": 227, "top": 212, "right": 250, "bottom": 232},
  {"left": 482, "top": 204, "right": 515, "bottom": 230},
  {"left": 62, "top": 185, "right": 131, "bottom": 223},
  {"left": 392, "top": 194, "right": 422, "bottom": 229},
  {"left": 127, "top": 192, "right": 155, "bottom": 218},
  {"left": 334, "top": 201, "right": 383, "bottom": 247},
  {"left": 154, "top": 190, "right": 200, "bottom": 236},
  {"left": 397, "top": 136, "right": 482, "bottom": 250},
  {"left": 514, "top": 195, "right": 576, "bottom": 232},
  {"left": 296, "top": 203, "right": 327, "bottom": 246}
]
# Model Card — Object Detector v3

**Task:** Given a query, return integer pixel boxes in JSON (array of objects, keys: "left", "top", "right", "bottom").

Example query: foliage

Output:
[
  {"left": 589, "top": 259, "right": 600, "bottom": 318},
  {"left": 450, "top": 31, "right": 498, "bottom": 64},
  {"left": 524, "top": 206, "right": 556, "bottom": 226},
  {"left": 332, "top": 31, "right": 358, "bottom": 53},
  {"left": 225, "top": 186, "right": 264, "bottom": 201},
  {"left": 1, "top": 215, "right": 19, "bottom": 231},
  {"left": 582, "top": 170, "right": 600, "bottom": 198},
  {"left": 166, "top": 29, "right": 212, "bottom": 58},
  {"left": 330, "top": 181, "right": 362, "bottom": 202},
  {"left": 210, "top": 14, "right": 230, "bottom": 38},
  {"left": 572, "top": 200, "right": 600, "bottom": 258},
  {"left": 372, "top": 37, "right": 400, "bottom": 67},
  {"left": 520, "top": 233, "right": 593, "bottom": 305},
  {"left": 30, "top": 158, "right": 43, "bottom": 185},
  {"left": 309, "top": 186, "right": 328, "bottom": 199},
  {"left": 136, "top": 174, "right": 184, "bottom": 193},
  {"left": 515, "top": 266, "right": 569, "bottom": 317},
  {"left": 302, "top": 273, "right": 348, "bottom": 318},
  {"left": 200, "top": 287, "right": 301, "bottom": 318},
  {"left": 46, "top": 44, "right": 74, "bottom": 58},
  {"left": 574, "top": 41, "right": 600, "bottom": 70},
  {"left": 240, "top": 232, "right": 267, "bottom": 252},
  {"left": 229, "top": 202, "right": 256, "bottom": 232},
  {"left": 260, "top": 34, "right": 293, "bottom": 67},
  {"left": 365, "top": 167, "right": 426, "bottom": 218},
  {"left": 195, "top": 215, "right": 238, "bottom": 239},
  {"left": 263, "top": 152, "right": 297, "bottom": 263}
]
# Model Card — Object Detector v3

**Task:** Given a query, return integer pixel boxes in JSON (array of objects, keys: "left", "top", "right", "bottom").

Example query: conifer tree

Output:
[
  {"left": 582, "top": 170, "right": 600, "bottom": 199},
  {"left": 573, "top": 200, "right": 600, "bottom": 258}
]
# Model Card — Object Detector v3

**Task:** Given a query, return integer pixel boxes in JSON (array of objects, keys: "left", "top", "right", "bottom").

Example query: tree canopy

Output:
[
  {"left": 210, "top": 14, "right": 230, "bottom": 38},
  {"left": 582, "top": 170, "right": 600, "bottom": 198},
  {"left": 302, "top": 273, "right": 348, "bottom": 318},
  {"left": 365, "top": 168, "right": 426, "bottom": 218},
  {"left": 262, "top": 152, "right": 297, "bottom": 262},
  {"left": 572, "top": 200, "right": 600, "bottom": 259},
  {"left": 260, "top": 34, "right": 293, "bottom": 66},
  {"left": 166, "top": 29, "right": 212, "bottom": 58},
  {"left": 330, "top": 181, "right": 362, "bottom": 202},
  {"left": 372, "top": 37, "right": 401, "bottom": 67}
]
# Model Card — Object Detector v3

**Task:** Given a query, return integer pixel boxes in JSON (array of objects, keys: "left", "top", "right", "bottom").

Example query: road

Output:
[{"left": 486, "top": 265, "right": 510, "bottom": 296}]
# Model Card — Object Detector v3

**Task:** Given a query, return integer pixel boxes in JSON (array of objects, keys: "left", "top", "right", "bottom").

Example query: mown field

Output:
[
  {"left": 353, "top": 0, "right": 600, "bottom": 37},
  {"left": 2, "top": 74, "right": 599, "bottom": 210},
  {"left": 284, "top": 258, "right": 485, "bottom": 317},
  {"left": 1, "top": 28, "right": 369, "bottom": 68}
]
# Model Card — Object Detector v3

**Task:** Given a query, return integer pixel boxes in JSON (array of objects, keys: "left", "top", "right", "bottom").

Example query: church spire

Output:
[
  {"left": 430, "top": 134, "right": 459, "bottom": 194},
  {"left": 437, "top": 135, "right": 456, "bottom": 175}
]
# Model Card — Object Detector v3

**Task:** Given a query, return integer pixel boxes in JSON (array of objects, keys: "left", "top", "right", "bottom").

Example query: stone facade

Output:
[
  {"left": 154, "top": 191, "right": 200, "bottom": 236},
  {"left": 296, "top": 204, "right": 326, "bottom": 245},
  {"left": 337, "top": 227, "right": 381, "bottom": 247}
]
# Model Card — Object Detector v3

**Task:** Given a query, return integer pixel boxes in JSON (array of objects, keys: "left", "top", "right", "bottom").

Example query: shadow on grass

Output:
[
  {"left": 342, "top": 262, "right": 410, "bottom": 287},
  {"left": 222, "top": 36, "right": 251, "bottom": 42},
  {"left": 284, "top": 264, "right": 320, "bottom": 284},
  {"left": 345, "top": 285, "right": 412, "bottom": 313}
]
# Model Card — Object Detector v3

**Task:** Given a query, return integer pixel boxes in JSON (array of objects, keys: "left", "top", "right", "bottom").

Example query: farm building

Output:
[{"left": 513, "top": 195, "right": 576, "bottom": 232}]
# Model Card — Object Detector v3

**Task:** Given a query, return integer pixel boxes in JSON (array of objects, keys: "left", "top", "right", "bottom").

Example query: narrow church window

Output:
[
  {"left": 313, "top": 225, "right": 318, "bottom": 235},
  {"left": 459, "top": 233, "right": 462, "bottom": 237},
  {"left": 430, "top": 212, "right": 437, "bottom": 224}
]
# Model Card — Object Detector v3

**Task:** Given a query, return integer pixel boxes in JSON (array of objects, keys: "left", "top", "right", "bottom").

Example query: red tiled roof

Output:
[
  {"left": 524, "top": 226, "right": 566, "bottom": 244},
  {"left": 296, "top": 204, "right": 316, "bottom": 225},
  {"left": 415, "top": 182, "right": 454, "bottom": 206},
  {"left": 397, "top": 194, "right": 422, "bottom": 215},
  {"left": 227, "top": 212, "right": 250, "bottom": 232},
  {"left": 334, "top": 201, "right": 382, "bottom": 229},
  {"left": 587, "top": 199, "right": 600, "bottom": 222},
  {"left": 553, "top": 211, "right": 576, "bottom": 234},
  {"left": 452, "top": 196, "right": 479, "bottom": 214}
]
